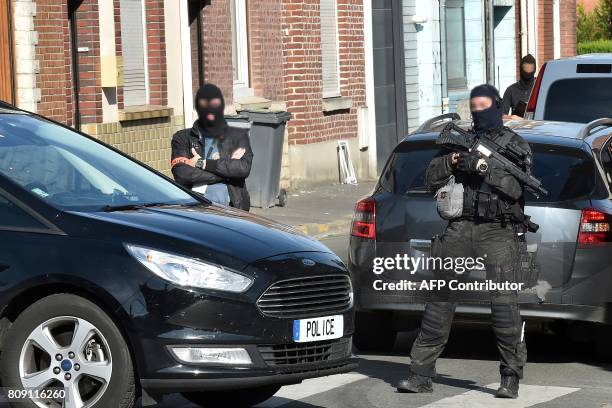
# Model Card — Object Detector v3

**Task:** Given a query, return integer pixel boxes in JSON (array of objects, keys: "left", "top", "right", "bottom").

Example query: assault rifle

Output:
[{"left": 437, "top": 122, "right": 548, "bottom": 198}]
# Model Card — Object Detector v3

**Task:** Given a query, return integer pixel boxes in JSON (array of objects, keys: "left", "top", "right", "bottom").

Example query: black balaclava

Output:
[
  {"left": 195, "top": 84, "right": 227, "bottom": 136},
  {"left": 470, "top": 84, "right": 504, "bottom": 133},
  {"left": 519, "top": 54, "right": 536, "bottom": 85}
]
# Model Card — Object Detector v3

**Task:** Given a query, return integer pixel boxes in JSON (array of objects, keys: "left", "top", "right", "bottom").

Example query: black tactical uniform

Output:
[
  {"left": 502, "top": 54, "right": 536, "bottom": 117},
  {"left": 399, "top": 84, "right": 531, "bottom": 398},
  {"left": 171, "top": 84, "right": 253, "bottom": 211}
]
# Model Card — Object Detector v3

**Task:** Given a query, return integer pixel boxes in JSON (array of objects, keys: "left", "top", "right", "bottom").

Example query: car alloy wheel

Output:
[{"left": 19, "top": 316, "right": 113, "bottom": 408}]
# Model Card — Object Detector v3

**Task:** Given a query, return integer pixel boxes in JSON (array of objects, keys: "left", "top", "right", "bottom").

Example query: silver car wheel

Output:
[{"left": 18, "top": 316, "right": 113, "bottom": 408}]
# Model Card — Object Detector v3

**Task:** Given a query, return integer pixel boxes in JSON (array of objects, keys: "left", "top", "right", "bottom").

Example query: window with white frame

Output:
[
  {"left": 120, "top": 0, "right": 148, "bottom": 106},
  {"left": 231, "top": 0, "right": 250, "bottom": 94},
  {"left": 320, "top": 0, "right": 340, "bottom": 98}
]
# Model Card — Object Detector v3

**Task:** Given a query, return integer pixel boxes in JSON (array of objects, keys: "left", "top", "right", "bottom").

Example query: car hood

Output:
[{"left": 65, "top": 204, "right": 332, "bottom": 265}]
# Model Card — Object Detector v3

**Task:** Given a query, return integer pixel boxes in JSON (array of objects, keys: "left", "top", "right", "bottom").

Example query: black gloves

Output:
[
  {"left": 457, "top": 152, "right": 479, "bottom": 173},
  {"left": 456, "top": 152, "right": 489, "bottom": 174}
]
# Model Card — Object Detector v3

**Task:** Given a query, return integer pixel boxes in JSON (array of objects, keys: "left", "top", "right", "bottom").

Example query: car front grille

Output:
[
  {"left": 258, "top": 338, "right": 351, "bottom": 367},
  {"left": 256, "top": 275, "right": 353, "bottom": 319}
]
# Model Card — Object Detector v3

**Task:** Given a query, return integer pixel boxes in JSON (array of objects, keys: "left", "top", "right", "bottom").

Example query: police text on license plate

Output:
[{"left": 293, "top": 315, "right": 343, "bottom": 343}]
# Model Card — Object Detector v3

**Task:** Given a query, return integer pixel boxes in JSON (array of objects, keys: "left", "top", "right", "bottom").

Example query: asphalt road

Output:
[{"left": 153, "top": 233, "right": 612, "bottom": 408}]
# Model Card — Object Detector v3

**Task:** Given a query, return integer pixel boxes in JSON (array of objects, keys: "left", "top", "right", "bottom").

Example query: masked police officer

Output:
[
  {"left": 396, "top": 84, "right": 531, "bottom": 399},
  {"left": 171, "top": 84, "right": 253, "bottom": 211},
  {"left": 502, "top": 54, "right": 537, "bottom": 120}
]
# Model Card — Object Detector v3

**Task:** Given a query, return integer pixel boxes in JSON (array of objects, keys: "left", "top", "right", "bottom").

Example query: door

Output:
[
  {"left": 0, "top": 0, "right": 15, "bottom": 104},
  {"left": 372, "top": 0, "right": 407, "bottom": 173}
]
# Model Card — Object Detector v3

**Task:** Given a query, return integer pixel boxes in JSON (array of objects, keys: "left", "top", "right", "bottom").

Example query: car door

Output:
[{"left": 0, "top": 189, "right": 64, "bottom": 305}]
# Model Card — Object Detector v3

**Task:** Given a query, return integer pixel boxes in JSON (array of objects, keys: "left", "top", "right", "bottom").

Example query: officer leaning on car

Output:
[
  {"left": 396, "top": 84, "right": 532, "bottom": 399},
  {"left": 171, "top": 83, "right": 253, "bottom": 211}
]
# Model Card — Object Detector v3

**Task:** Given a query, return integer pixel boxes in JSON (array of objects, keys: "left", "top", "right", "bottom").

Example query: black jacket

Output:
[
  {"left": 171, "top": 122, "right": 253, "bottom": 211},
  {"left": 426, "top": 126, "right": 532, "bottom": 220}
]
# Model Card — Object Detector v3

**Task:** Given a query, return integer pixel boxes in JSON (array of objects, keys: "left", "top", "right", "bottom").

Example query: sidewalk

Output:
[{"left": 251, "top": 181, "right": 377, "bottom": 238}]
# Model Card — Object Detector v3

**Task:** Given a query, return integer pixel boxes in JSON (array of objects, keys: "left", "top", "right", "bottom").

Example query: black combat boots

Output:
[
  {"left": 396, "top": 372, "right": 433, "bottom": 393},
  {"left": 495, "top": 374, "right": 519, "bottom": 398}
]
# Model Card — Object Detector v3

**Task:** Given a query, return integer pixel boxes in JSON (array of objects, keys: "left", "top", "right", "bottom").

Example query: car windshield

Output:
[
  {"left": 544, "top": 78, "right": 612, "bottom": 123},
  {"left": 380, "top": 140, "right": 596, "bottom": 203},
  {"left": 0, "top": 113, "right": 198, "bottom": 211}
]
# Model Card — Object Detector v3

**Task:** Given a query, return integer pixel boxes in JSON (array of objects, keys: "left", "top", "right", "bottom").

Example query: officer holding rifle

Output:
[{"left": 396, "top": 84, "right": 541, "bottom": 399}]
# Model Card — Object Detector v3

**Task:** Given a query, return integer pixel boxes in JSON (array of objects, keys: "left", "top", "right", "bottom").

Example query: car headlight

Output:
[{"left": 125, "top": 244, "right": 253, "bottom": 293}]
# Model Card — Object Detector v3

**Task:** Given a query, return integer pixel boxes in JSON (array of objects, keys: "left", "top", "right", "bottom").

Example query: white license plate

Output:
[{"left": 293, "top": 315, "right": 343, "bottom": 343}]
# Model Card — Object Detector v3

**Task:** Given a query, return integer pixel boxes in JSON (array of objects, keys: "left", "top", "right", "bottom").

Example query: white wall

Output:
[
  {"left": 99, "top": 0, "right": 118, "bottom": 123},
  {"left": 494, "top": 5, "right": 518, "bottom": 95},
  {"left": 411, "top": 0, "right": 444, "bottom": 128},
  {"left": 164, "top": 0, "right": 184, "bottom": 118}
]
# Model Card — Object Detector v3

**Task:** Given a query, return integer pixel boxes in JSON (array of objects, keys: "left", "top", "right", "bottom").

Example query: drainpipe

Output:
[
  {"left": 439, "top": 0, "right": 448, "bottom": 113},
  {"left": 484, "top": 0, "right": 495, "bottom": 85}
]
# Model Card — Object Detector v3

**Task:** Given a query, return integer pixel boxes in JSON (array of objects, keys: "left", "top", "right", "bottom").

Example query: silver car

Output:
[
  {"left": 348, "top": 115, "right": 612, "bottom": 361},
  {"left": 524, "top": 53, "right": 612, "bottom": 123}
]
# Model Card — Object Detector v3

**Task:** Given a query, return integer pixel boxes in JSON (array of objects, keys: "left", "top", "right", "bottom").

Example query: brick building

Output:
[
  {"left": 6, "top": 0, "right": 183, "bottom": 176},
  {"left": 510, "top": 0, "right": 577, "bottom": 88},
  {"left": 1, "top": 0, "right": 371, "bottom": 188},
  {"left": 0, "top": 0, "right": 579, "bottom": 186},
  {"left": 195, "top": 0, "right": 369, "bottom": 185}
]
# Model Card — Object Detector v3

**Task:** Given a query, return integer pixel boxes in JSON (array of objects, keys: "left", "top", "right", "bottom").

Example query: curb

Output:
[{"left": 295, "top": 216, "right": 353, "bottom": 238}]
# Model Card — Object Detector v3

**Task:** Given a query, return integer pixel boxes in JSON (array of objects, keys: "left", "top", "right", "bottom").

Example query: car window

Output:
[
  {"left": 378, "top": 142, "right": 439, "bottom": 195},
  {"left": 0, "top": 194, "right": 47, "bottom": 230},
  {"left": 544, "top": 78, "right": 612, "bottom": 123},
  {"left": 599, "top": 137, "right": 612, "bottom": 191},
  {"left": 380, "top": 141, "right": 596, "bottom": 203},
  {"left": 525, "top": 145, "right": 596, "bottom": 203},
  {"left": 0, "top": 114, "right": 198, "bottom": 212}
]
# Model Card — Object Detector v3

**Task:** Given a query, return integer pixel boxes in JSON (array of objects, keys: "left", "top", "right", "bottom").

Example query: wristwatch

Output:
[{"left": 196, "top": 158, "right": 205, "bottom": 169}]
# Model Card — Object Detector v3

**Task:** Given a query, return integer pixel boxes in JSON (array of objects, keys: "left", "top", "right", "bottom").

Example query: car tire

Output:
[
  {"left": 593, "top": 324, "right": 612, "bottom": 362},
  {"left": 182, "top": 385, "right": 281, "bottom": 407},
  {"left": 0, "top": 294, "right": 135, "bottom": 408},
  {"left": 353, "top": 311, "right": 397, "bottom": 352}
]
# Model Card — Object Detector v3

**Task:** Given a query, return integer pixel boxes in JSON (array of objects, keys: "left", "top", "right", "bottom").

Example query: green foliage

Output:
[
  {"left": 577, "top": 0, "right": 612, "bottom": 42},
  {"left": 578, "top": 39, "right": 612, "bottom": 54}
]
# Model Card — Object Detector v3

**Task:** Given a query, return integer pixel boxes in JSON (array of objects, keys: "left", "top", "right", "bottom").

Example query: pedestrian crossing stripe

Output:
[
  {"left": 419, "top": 383, "right": 580, "bottom": 408},
  {"left": 257, "top": 376, "right": 580, "bottom": 408},
  {"left": 257, "top": 373, "right": 368, "bottom": 407}
]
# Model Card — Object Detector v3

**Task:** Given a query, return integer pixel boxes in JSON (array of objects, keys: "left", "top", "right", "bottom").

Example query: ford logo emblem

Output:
[{"left": 301, "top": 258, "right": 316, "bottom": 267}]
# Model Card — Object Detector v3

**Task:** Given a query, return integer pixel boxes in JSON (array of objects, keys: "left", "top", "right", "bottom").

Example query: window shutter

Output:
[
  {"left": 320, "top": 0, "right": 340, "bottom": 98},
  {"left": 120, "top": 0, "right": 147, "bottom": 106}
]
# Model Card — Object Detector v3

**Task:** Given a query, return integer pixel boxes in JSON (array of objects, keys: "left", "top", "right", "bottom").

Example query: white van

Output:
[{"left": 525, "top": 53, "right": 612, "bottom": 123}]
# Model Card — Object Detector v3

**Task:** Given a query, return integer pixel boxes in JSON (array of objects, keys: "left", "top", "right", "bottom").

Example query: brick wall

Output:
[
  {"left": 537, "top": 0, "right": 555, "bottom": 64},
  {"left": 201, "top": 0, "right": 234, "bottom": 104},
  {"left": 144, "top": 0, "right": 167, "bottom": 106},
  {"left": 281, "top": 0, "right": 366, "bottom": 145},
  {"left": 536, "top": 0, "right": 576, "bottom": 64},
  {"left": 248, "top": 0, "right": 285, "bottom": 100},
  {"left": 578, "top": 0, "right": 598, "bottom": 12},
  {"left": 33, "top": 1, "right": 74, "bottom": 124},
  {"left": 74, "top": 0, "right": 101, "bottom": 125},
  {"left": 560, "top": 0, "right": 576, "bottom": 57}
]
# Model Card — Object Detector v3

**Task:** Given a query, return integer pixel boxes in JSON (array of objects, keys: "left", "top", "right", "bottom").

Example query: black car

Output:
[
  {"left": 349, "top": 115, "right": 612, "bottom": 360},
  {"left": 0, "top": 106, "right": 357, "bottom": 408}
]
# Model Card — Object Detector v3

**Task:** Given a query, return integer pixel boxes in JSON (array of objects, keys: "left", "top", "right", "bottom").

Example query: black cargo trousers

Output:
[{"left": 409, "top": 219, "right": 527, "bottom": 379}]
